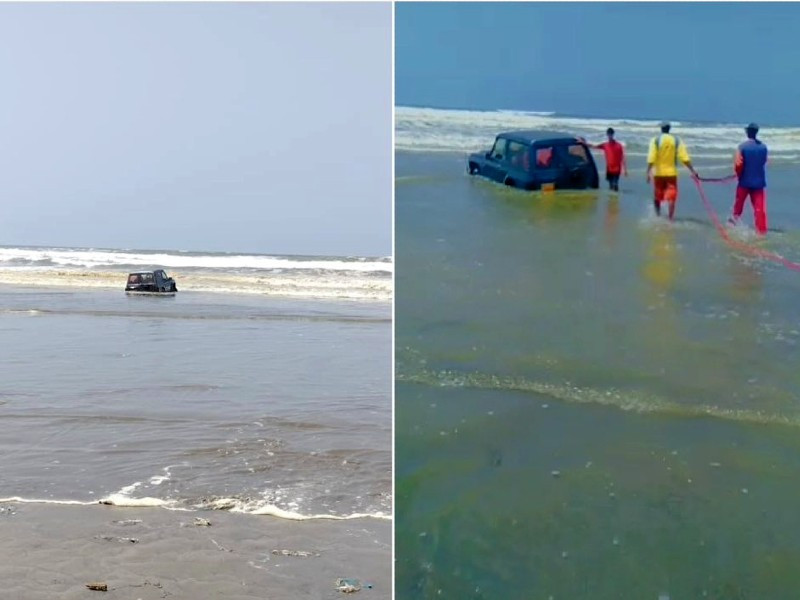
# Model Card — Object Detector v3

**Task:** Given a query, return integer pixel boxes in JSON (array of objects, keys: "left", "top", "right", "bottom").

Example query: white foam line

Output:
[
  {"left": 149, "top": 465, "right": 173, "bottom": 486},
  {"left": 1, "top": 496, "right": 391, "bottom": 521},
  {"left": 119, "top": 482, "right": 143, "bottom": 495},
  {"left": 206, "top": 497, "right": 391, "bottom": 521},
  {"left": 0, "top": 495, "right": 189, "bottom": 511},
  {"left": 247, "top": 505, "right": 392, "bottom": 521},
  {"left": 0, "top": 496, "right": 95, "bottom": 506},
  {"left": 99, "top": 493, "right": 175, "bottom": 508}
]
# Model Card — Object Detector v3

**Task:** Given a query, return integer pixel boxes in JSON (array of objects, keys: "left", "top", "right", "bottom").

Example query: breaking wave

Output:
[
  {"left": 0, "top": 247, "right": 392, "bottom": 274},
  {"left": 395, "top": 105, "right": 800, "bottom": 163},
  {"left": 0, "top": 246, "right": 392, "bottom": 301}
]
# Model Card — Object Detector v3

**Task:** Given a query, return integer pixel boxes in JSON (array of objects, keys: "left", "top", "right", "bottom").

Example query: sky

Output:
[
  {"left": 0, "top": 3, "right": 391, "bottom": 257},
  {"left": 396, "top": 2, "right": 800, "bottom": 126}
]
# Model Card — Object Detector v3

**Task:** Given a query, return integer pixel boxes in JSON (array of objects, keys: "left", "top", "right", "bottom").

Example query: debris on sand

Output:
[
  {"left": 194, "top": 517, "right": 212, "bottom": 527},
  {"left": 272, "top": 549, "right": 319, "bottom": 558},
  {"left": 336, "top": 578, "right": 363, "bottom": 593},
  {"left": 94, "top": 535, "right": 138, "bottom": 544},
  {"left": 86, "top": 582, "right": 108, "bottom": 591}
]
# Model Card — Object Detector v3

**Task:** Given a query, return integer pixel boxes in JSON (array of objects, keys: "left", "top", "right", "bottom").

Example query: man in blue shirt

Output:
[{"left": 730, "top": 123, "right": 768, "bottom": 235}]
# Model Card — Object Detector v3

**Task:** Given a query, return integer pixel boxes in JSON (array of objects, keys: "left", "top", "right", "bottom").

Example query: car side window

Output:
[
  {"left": 535, "top": 147, "right": 554, "bottom": 168},
  {"left": 490, "top": 138, "right": 507, "bottom": 161},
  {"left": 564, "top": 144, "right": 589, "bottom": 165},
  {"left": 507, "top": 141, "right": 530, "bottom": 170}
]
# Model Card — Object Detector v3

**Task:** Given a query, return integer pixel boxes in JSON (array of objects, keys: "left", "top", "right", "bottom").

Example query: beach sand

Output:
[{"left": 0, "top": 502, "right": 390, "bottom": 599}]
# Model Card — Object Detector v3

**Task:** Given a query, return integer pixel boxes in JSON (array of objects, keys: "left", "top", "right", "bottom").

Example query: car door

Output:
[
  {"left": 482, "top": 137, "right": 509, "bottom": 183},
  {"left": 154, "top": 271, "right": 165, "bottom": 291},
  {"left": 554, "top": 143, "right": 592, "bottom": 189},
  {"left": 504, "top": 140, "right": 536, "bottom": 188}
]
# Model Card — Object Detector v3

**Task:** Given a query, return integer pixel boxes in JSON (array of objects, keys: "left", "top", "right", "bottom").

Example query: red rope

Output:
[
  {"left": 697, "top": 175, "right": 739, "bottom": 184},
  {"left": 691, "top": 175, "right": 800, "bottom": 272}
]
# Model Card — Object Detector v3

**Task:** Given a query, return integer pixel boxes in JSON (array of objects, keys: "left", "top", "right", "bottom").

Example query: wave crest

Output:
[{"left": 395, "top": 105, "right": 800, "bottom": 161}]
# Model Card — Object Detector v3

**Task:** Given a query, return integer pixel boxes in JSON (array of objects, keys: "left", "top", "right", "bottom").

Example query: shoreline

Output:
[
  {"left": 0, "top": 501, "right": 391, "bottom": 599},
  {"left": 1, "top": 496, "right": 392, "bottom": 523}
]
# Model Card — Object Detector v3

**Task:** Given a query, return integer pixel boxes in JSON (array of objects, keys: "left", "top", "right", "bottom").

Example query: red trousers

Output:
[{"left": 733, "top": 187, "right": 767, "bottom": 235}]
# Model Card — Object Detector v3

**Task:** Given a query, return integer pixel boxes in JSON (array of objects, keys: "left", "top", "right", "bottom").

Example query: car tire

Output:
[
  {"left": 468, "top": 163, "right": 479, "bottom": 175},
  {"left": 503, "top": 177, "right": 515, "bottom": 187}
]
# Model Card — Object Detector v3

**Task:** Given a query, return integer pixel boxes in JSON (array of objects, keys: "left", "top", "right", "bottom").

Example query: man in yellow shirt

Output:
[{"left": 646, "top": 122, "right": 699, "bottom": 220}]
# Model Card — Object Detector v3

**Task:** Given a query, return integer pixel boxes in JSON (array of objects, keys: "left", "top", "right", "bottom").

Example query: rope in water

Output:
[{"left": 692, "top": 175, "right": 800, "bottom": 272}]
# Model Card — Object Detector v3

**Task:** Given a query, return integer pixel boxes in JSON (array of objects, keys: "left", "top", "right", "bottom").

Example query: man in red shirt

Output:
[{"left": 582, "top": 128, "right": 627, "bottom": 191}]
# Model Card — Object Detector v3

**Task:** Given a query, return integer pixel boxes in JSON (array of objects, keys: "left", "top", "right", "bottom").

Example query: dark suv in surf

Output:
[
  {"left": 125, "top": 270, "right": 178, "bottom": 293},
  {"left": 468, "top": 130, "right": 599, "bottom": 191}
]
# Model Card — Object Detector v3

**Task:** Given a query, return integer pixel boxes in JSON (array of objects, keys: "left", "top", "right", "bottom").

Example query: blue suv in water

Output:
[
  {"left": 125, "top": 269, "right": 178, "bottom": 293},
  {"left": 468, "top": 130, "right": 599, "bottom": 191}
]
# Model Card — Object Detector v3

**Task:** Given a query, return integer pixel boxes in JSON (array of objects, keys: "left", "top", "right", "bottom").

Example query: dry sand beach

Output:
[{"left": 0, "top": 502, "right": 390, "bottom": 599}]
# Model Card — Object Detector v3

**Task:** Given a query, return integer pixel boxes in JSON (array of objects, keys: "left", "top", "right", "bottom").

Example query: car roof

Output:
[
  {"left": 129, "top": 271, "right": 156, "bottom": 275},
  {"left": 497, "top": 130, "right": 579, "bottom": 145}
]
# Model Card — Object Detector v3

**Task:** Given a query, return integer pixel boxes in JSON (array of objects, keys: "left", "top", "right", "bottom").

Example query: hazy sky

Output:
[
  {"left": 0, "top": 2, "right": 391, "bottom": 256},
  {"left": 396, "top": 2, "right": 800, "bottom": 126}
]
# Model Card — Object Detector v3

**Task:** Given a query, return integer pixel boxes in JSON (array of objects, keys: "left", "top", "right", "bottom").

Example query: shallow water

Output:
[
  {"left": 395, "top": 149, "right": 800, "bottom": 597},
  {"left": 0, "top": 286, "right": 391, "bottom": 520}
]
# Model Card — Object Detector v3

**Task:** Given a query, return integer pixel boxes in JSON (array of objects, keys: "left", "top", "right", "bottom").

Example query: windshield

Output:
[{"left": 489, "top": 138, "right": 507, "bottom": 161}]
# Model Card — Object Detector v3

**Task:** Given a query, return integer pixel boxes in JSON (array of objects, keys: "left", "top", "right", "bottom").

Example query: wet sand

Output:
[{"left": 0, "top": 503, "right": 390, "bottom": 599}]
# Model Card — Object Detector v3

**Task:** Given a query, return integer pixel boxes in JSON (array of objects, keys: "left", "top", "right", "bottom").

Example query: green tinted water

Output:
[{"left": 396, "top": 151, "right": 800, "bottom": 598}]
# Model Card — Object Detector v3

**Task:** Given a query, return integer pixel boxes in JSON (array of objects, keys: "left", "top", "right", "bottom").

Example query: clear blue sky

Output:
[
  {"left": 396, "top": 2, "right": 800, "bottom": 126},
  {"left": 0, "top": 3, "right": 391, "bottom": 257}
]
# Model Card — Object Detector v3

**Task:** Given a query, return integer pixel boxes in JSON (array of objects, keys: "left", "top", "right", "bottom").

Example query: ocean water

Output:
[
  {"left": 0, "top": 246, "right": 392, "bottom": 301},
  {"left": 396, "top": 107, "right": 800, "bottom": 597},
  {"left": 0, "top": 247, "right": 391, "bottom": 521},
  {"left": 396, "top": 105, "right": 800, "bottom": 165}
]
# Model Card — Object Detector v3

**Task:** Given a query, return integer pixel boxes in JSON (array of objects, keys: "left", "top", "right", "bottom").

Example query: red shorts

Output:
[{"left": 653, "top": 176, "right": 678, "bottom": 203}]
